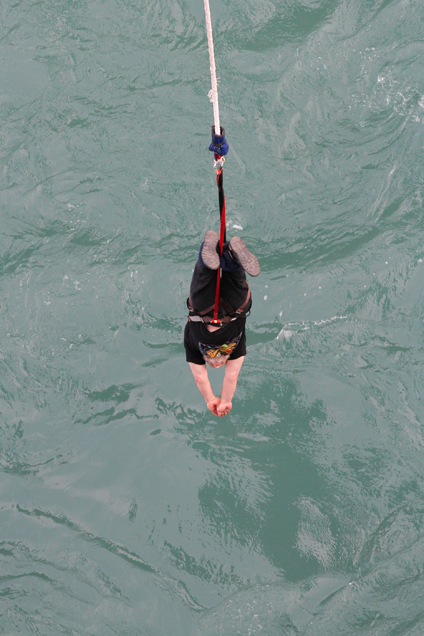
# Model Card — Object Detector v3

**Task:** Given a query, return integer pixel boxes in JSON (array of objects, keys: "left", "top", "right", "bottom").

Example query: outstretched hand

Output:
[
  {"left": 207, "top": 396, "right": 221, "bottom": 416},
  {"left": 217, "top": 401, "right": 232, "bottom": 417}
]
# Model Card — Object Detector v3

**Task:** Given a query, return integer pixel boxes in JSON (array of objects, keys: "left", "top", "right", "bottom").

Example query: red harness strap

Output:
[{"left": 211, "top": 167, "right": 226, "bottom": 325}]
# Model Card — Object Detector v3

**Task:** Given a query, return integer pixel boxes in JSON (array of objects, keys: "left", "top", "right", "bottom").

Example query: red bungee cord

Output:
[{"left": 210, "top": 164, "right": 226, "bottom": 325}]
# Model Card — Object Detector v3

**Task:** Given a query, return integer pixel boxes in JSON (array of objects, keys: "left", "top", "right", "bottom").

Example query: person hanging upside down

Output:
[{"left": 184, "top": 230, "right": 260, "bottom": 417}]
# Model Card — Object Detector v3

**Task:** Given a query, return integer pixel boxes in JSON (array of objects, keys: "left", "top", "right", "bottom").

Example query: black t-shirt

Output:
[{"left": 184, "top": 317, "right": 247, "bottom": 365}]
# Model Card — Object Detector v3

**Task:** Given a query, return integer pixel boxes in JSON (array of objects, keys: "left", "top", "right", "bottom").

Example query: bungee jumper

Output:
[{"left": 184, "top": 1, "right": 260, "bottom": 417}]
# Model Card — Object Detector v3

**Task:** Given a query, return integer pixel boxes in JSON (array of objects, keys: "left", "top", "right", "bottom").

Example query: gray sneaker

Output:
[
  {"left": 201, "top": 230, "right": 220, "bottom": 270},
  {"left": 229, "top": 237, "right": 260, "bottom": 276}
]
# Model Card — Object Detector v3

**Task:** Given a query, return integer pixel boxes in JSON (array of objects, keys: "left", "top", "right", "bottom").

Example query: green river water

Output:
[{"left": 2, "top": 0, "right": 424, "bottom": 634}]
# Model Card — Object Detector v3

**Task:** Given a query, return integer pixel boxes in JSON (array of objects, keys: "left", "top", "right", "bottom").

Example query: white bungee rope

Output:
[{"left": 204, "top": 0, "right": 220, "bottom": 135}]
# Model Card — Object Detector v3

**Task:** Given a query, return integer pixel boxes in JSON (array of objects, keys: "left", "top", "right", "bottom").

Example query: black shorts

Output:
[{"left": 189, "top": 260, "right": 251, "bottom": 318}]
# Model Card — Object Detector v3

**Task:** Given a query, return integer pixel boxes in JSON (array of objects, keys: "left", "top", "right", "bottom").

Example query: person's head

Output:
[
  {"left": 199, "top": 332, "right": 242, "bottom": 368},
  {"left": 203, "top": 353, "right": 229, "bottom": 368}
]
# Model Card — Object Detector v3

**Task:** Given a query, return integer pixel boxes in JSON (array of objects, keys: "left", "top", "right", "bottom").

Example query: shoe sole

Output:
[
  {"left": 229, "top": 237, "right": 260, "bottom": 277},
  {"left": 201, "top": 230, "right": 220, "bottom": 270}
]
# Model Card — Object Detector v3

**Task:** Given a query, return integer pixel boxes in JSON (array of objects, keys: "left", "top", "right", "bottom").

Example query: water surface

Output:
[{"left": 1, "top": 0, "right": 424, "bottom": 634}]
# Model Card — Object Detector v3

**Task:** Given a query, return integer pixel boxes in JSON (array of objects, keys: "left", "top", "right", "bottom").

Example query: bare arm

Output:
[
  {"left": 188, "top": 363, "right": 220, "bottom": 415},
  {"left": 218, "top": 356, "right": 245, "bottom": 416}
]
